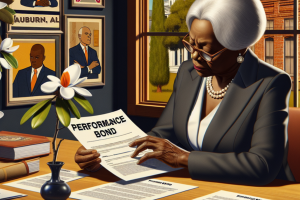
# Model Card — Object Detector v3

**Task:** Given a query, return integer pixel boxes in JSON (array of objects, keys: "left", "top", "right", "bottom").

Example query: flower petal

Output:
[
  {"left": 60, "top": 87, "right": 75, "bottom": 100},
  {"left": 0, "top": 111, "right": 4, "bottom": 119},
  {"left": 0, "top": 38, "right": 13, "bottom": 51},
  {"left": 71, "top": 77, "right": 87, "bottom": 86},
  {"left": 73, "top": 87, "right": 92, "bottom": 97},
  {"left": 47, "top": 75, "right": 60, "bottom": 83},
  {"left": 0, "top": 58, "right": 11, "bottom": 69},
  {"left": 0, "top": 72, "right": 2, "bottom": 80},
  {"left": 63, "top": 63, "right": 81, "bottom": 85},
  {"left": 2, "top": 45, "right": 19, "bottom": 53},
  {"left": 0, "top": 2, "right": 7, "bottom": 9},
  {"left": 41, "top": 81, "right": 60, "bottom": 93}
]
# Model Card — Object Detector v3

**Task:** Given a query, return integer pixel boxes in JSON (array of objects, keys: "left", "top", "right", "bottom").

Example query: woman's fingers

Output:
[
  {"left": 78, "top": 157, "right": 101, "bottom": 169},
  {"left": 129, "top": 136, "right": 159, "bottom": 147},
  {"left": 137, "top": 151, "right": 161, "bottom": 165},
  {"left": 131, "top": 141, "right": 156, "bottom": 158}
]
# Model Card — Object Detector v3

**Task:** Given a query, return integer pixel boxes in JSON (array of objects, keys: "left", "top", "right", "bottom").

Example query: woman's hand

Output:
[
  {"left": 129, "top": 136, "right": 190, "bottom": 168},
  {"left": 74, "top": 146, "right": 101, "bottom": 172}
]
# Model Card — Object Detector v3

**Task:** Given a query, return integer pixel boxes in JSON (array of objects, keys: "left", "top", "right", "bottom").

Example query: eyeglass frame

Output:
[{"left": 182, "top": 33, "right": 227, "bottom": 63}]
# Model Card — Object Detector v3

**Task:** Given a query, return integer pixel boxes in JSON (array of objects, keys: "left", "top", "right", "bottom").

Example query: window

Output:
[
  {"left": 285, "top": 37, "right": 294, "bottom": 76},
  {"left": 128, "top": 0, "right": 300, "bottom": 118},
  {"left": 266, "top": 20, "right": 274, "bottom": 30},
  {"left": 285, "top": 18, "right": 294, "bottom": 30},
  {"left": 265, "top": 38, "right": 274, "bottom": 65}
]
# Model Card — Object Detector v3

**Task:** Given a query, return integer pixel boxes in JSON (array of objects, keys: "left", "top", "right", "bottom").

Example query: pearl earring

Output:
[{"left": 237, "top": 53, "right": 244, "bottom": 63}]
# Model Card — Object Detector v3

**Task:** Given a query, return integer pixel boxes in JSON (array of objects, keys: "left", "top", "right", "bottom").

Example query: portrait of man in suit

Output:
[
  {"left": 13, "top": 44, "right": 55, "bottom": 98},
  {"left": 69, "top": 26, "right": 101, "bottom": 79},
  {"left": 20, "top": 0, "right": 58, "bottom": 7}
]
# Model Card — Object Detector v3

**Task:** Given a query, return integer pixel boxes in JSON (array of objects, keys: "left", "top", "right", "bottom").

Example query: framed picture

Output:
[
  {"left": 7, "top": 0, "right": 62, "bottom": 33},
  {"left": 65, "top": 15, "right": 105, "bottom": 87},
  {"left": 6, "top": 34, "right": 61, "bottom": 106},
  {"left": 71, "top": 0, "right": 104, "bottom": 8}
]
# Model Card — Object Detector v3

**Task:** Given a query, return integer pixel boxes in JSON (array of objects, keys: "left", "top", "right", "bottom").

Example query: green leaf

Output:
[
  {"left": 56, "top": 98, "right": 70, "bottom": 127},
  {"left": 73, "top": 93, "right": 94, "bottom": 114},
  {"left": 66, "top": 99, "right": 81, "bottom": 119},
  {"left": 20, "top": 99, "right": 52, "bottom": 125},
  {"left": 1, "top": 52, "right": 18, "bottom": 69},
  {"left": 31, "top": 101, "right": 51, "bottom": 129},
  {"left": 4, "top": 7, "right": 16, "bottom": 15},
  {"left": 0, "top": 65, "right": 2, "bottom": 72}
]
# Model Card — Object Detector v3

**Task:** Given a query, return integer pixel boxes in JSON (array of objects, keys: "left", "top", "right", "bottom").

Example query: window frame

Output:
[{"left": 128, "top": 0, "right": 299, "bottom": 118}]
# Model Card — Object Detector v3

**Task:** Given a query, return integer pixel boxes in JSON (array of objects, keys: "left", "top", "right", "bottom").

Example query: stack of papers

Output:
[
  {"left": 70, "top": 178, "right": 198, "bottom": 200},
  {"left": 0, "top": 188, "right": 26, "bottom": 200},
  {"left": 4, "top": 169, "right": 88, "bottom": 193}
]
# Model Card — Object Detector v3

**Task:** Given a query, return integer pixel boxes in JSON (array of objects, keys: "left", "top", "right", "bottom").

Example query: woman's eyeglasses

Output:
[{"left": 182, "top": 33, "right": 227, "bottom": 62}]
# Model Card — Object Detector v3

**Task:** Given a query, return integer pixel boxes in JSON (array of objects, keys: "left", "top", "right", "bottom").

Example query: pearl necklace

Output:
[{"left": 206, "top": 76, "right": 233, "bottom": 99}]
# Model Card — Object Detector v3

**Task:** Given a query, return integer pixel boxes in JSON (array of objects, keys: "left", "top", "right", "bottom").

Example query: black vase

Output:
[{"left": 40, "top": 162, "right": 71, "bottom": 200}]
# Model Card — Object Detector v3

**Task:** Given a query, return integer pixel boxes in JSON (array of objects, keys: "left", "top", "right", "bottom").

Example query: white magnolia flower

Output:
[
  {"left": 0, "top": 2, "right": 7, "bottom": 9},
  {"left": 41, "top": 63, "right": 92, "bottom": 100},
  {"left": 0, "top": 38, "right": 19, "bottom": 79},
  {"left": 0, "top": 111, "right": 4, "bottom": 119}
]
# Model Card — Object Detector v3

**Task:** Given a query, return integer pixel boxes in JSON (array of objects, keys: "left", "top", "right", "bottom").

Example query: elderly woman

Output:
[{"left": 75, "top": 0, "right": 295, "bottom": 185}]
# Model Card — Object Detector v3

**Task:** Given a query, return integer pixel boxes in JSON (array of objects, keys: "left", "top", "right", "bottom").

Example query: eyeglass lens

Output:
[{"left": 183, "top": 42, "right": 212, "bottom": 61}]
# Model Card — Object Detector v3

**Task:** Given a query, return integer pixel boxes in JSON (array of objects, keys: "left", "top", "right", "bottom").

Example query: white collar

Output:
[
  {"left": 31, "top": 65, "right": 43, "bottom": 77},
  {"left": 80, "top": 42, "right": 88, "bottom": 51}
]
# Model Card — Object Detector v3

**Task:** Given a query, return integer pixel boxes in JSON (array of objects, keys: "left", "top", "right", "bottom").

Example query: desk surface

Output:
[{"left": 0, "top": 138, "right": 299, "bottom": 200}]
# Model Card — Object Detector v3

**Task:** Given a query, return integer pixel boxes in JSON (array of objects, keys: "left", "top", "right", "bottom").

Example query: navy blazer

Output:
[
  {"left": 20, "top": 0, "right": 58, "bottom": 7},
  {"left": 13, "top": 66, "right": 55, "bottom": 97},
  {"left": 69, "top": 43, "right": 101, "bottom": 79},
  {"left": 147, "top": 50, "right": 295, "bottom": 185}
]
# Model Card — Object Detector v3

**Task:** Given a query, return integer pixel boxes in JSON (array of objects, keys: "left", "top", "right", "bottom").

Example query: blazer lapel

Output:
[
  {"left": 26, "top": 67, "right": 31, "bottom": 94},
  {"left": 202, "top": 50, "right": 263, "bottom": 152},
  {"left": 174, "top": 63, "right": 202, "bottom": 151},
  {"left": 78, "top": 44, "right": 88, "bottom": 66},
  {"left": 32, "top": 66, "right": 45, "bottom": 95}
]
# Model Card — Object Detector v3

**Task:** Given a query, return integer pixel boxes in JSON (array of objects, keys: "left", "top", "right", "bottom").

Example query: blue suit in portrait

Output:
[
  {"left": 13, "top": 66, "right": 56, "bottom": 98},
  {"left": 20, "top": 0, "right": 58, "bottom": 7},
  {"left": 69, "top": 43, "right": 101, "bottom": 79}
]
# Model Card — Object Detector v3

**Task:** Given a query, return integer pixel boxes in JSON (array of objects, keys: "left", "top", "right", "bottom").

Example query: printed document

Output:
[
  {"left": 193, "top": 190, "right": 269, "bottom": 200},
  {"left": 4, "top": 169, "right": 88, "bottom": 193},
  {"left": 0, "top": 188, "right": 26, "bottom": 200},
  {"left": 68, "top": 109, "right": 181, "bottom": 181},
  {"left": 70, "top": 178, "right": 198, "bottom": 200}
]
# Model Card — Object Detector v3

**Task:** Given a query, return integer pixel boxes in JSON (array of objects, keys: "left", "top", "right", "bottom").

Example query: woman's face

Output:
[{"left": 190, "top": 19, "right": 242, "bottom": 77}]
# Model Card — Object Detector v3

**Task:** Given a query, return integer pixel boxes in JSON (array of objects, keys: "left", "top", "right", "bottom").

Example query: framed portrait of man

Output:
[
  {"left": 7, "top": 0, "right": 62, "bottom": 33},
  {"left": 65, "top": 15, "right": 105, "bottom": 87},
  {"left": 6, "top": 34, "right": 61, "bottom": 106},
  {"left": 71, "top": 0, "right": 104, "bottom": 8}
]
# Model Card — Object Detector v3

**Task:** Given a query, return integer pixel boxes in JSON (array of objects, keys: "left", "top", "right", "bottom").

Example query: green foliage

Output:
[
  {"left": 73, "top": 93, "right": 94, "bottom": 114},
  {"left": 149, "top": 0, "right": 169, "bottom": 88},
  {"left": 4, "top": 7, "right": 16, "bottom": 15},
  {"left": 31, "top": 102, "right": 51, "bottom": 129},
  {"left": 20, "top": 99, "right": 52, "bottom": 125},
  {"left": 66, "top": 99, "right": 81, "bottom": 119},
  {"left": 164, "top": 0, "right": 194, "bottom": 48},
  {"left": 56, "top": 98, "right": 71, "bottom": 127},
  {"left": 1, "top": 52, "right": 18, "bottom": 69}
]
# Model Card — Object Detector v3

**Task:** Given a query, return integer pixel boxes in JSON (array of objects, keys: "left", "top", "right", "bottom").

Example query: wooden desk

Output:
[{"left": 0, "top": 138, "right": 299, "bottom": 200}]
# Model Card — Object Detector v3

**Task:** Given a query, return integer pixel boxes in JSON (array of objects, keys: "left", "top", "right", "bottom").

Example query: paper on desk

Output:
[
  {"left": 193, "top": 190, "right": 270, "bottom": 200},
  {"left": 4, "top": 169, "right": 88, "bottom": 193},
  {"left": 0, "top": 188, "right": 26, "bottom": 200},
  {"left": 68, "top": 109, "right": 181, "bottom": 181},
  {"left": 70, "top": 178, "right": 198, "bottom": 200}
]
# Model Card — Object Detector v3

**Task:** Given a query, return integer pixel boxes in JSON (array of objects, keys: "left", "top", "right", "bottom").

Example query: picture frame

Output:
[
  {"left": 64, "top": 14, "right": 105, "bottom": 87},
  {"left": 7, "top": 0, "right": 63, "bottom": 33},
  {"left": 6, "top": 34, "right": 61, "bottom": 106},
  {"left": 71, "top": 0, "right": 104, "bottom": 8}
]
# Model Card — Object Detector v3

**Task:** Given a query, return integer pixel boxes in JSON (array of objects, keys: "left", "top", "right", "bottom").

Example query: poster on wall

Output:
[
  {"left": 7, "top": 0, "right": 62, "bottom": 33},
  {"left": 71, "top": 0, "right": 104, "bottom": 8},
  {"left": 64, "top": 14, "right": 105, "bottom": 87},
  {"left": 6, "top": 34, "right": 61, "bottom": 106}
]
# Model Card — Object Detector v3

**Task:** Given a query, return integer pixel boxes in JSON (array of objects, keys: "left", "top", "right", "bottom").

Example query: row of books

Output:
[{"left": 0, "top": 131, "right": 50, "bottom": 182}]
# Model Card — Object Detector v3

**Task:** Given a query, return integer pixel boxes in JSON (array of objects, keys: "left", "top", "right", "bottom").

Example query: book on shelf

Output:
[
  {"left": 0, "top": 131, "right": 50, "bottom": 161},
  {"left": 0, "top": 158, "right": 39, "bottom": 182}
]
